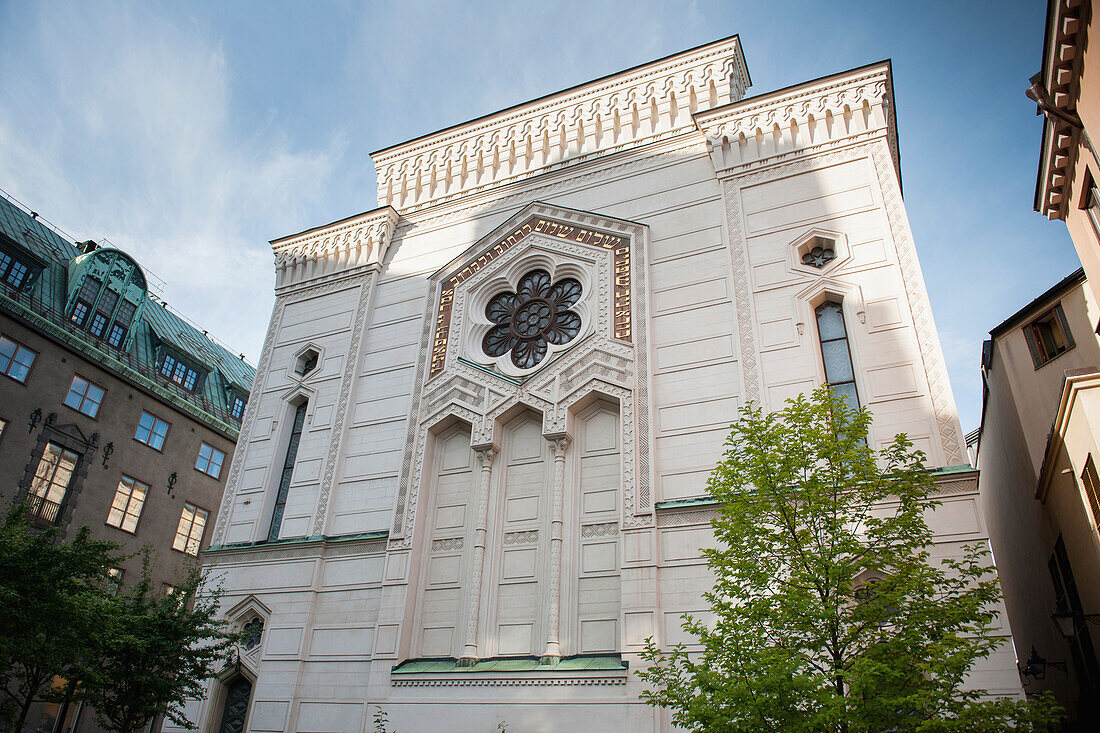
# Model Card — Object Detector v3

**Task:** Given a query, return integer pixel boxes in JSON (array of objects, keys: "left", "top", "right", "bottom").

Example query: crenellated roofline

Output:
[
  {"left": 270, "top": 206, "right": 399, "bottom": 294},
  {"left": 693, "top": 60, "right": 899, "bottom": 179},
  {"left": 369, "top": 36, "right": 750, "bottom": 212}
]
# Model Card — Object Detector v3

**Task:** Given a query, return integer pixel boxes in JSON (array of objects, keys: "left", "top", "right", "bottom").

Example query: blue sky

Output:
[{"left": 0, "top": 0, "right": 1081, "bottom": 432}]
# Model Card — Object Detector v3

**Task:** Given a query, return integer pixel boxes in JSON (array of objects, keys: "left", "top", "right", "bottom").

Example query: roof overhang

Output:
[{"left": 1033, "top": 0, "right": 1087, "bottom": 220}]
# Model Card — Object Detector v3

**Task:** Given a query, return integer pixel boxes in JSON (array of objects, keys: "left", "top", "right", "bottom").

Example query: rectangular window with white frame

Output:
[
  {"left": 195, "top": 442, "right": 225, "bottom": 479},
  {"left": 106, "top": 475, "right": 148, "bottom": 533},
  {"left": 27, "top": 442, "right": 80, "bottom": 526},
  {"left": 134, "top": 411, "right": 170, "bottom": 451},
  {"left": 0, "top": 334, "right": 36, "bottom": 383},
  {"left": 173, "top": 503, "right": 208, "bottom": 556},
  {"left": 63, "top": 374, "right": 106, "bottom": 418}
]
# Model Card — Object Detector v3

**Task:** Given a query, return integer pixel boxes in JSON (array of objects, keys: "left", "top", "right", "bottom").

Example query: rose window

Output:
[{"left": 482, "top": 269, "right": 582, "bottom": 369}]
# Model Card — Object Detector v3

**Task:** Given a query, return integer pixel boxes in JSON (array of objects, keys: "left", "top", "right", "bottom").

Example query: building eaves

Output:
[{"left": 988, "top": 266, "right": 1086, "bottom": 338}]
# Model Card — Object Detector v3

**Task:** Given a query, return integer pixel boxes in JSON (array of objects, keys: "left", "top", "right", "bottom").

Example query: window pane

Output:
[
  {"left": 9, "top": 345, "right": 34, "bottom": 381},
  {"left": 64, "top": 376, "right": 89, "bottom": 410},
  {"left": 150, "top": 419, "right": 168, "bottom": 449},
  {"left": 815, "top": 302, "right": 847, "bottom": 341},
  {"left": 0, "top": 336, "right": 14, "bottom": 372},
  {"left": 7, "top": 261, "right": 27, "bottom": 288},
  {"left": 831, "top": 381, "right": 860, "bottom": 413},
  {"left": 209, "top": 448, "right": 224, "bottom": 476},
  {"left": 821, "top": 339, "right": 855, "bottom": 383},
  {"left": 135, "top": 412, "right": 154, "bottom": 442},
  {"left": 108, "top": 324, "right": 126, "bottom": 347},
  {"left": 71, "top": 301, "right": 89, "bottom": 326},
  {"left": 89, "top": 313, "right": 108, "bottom": 337},
  {"left": 84, "top": 383, "right": 105, "bottom": 415}
]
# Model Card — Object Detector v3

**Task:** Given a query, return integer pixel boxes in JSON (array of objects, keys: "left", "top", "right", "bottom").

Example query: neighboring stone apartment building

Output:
[
  {"left": 0, "top": 190, "right": 255, "bottom": 733},
  {"left": 192, "top": 37, "right": 1023, "bottom": 733},
  {"left": 975, "top": 269, "right": 1100, "bottom": 730}
]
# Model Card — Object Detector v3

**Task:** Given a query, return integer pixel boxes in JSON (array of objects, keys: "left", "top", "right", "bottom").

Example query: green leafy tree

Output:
[
  {"left": 0, "top": 505, "right": 120, "bottom": 731},
  {"left": 75, "top": 551, "right": 238, "bottom": 733},
  {"left": 638, "top": 387, "right": 1061, "bottom": 732}
]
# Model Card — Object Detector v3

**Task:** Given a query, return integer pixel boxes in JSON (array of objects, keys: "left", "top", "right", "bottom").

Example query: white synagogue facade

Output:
[{"left": 188, "top": 37, "right": 1024, "bottom": 733}]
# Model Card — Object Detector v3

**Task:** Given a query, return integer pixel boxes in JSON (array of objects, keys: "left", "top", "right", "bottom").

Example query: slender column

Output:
[
  {"left": 459, "top": 444, "right": 497, "bottom": 665},
  {"left": 542, "top": 436, "right": 570, "bottom": 663}
]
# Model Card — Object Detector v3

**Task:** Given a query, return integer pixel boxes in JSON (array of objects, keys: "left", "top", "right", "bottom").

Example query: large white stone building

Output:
[{"left": 187, "top": 37, "right": 1024, "bottom": 733}]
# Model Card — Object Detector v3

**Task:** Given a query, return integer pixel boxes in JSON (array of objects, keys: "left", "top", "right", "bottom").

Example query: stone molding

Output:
[
  {"left": 312, "top": 275, "right": 376, "bottom": 536},
  {"left": 370, "top": 38, "right": 749, "bottom": 212},
  {"left": 714, "top": 138, "right": 965, "bottom": 466},
  {"left": 696, "top": 63, "right": 897, "bottom": 177},
  {"left": 867, "top": 141, "right": 966, "bottom": 466},
  {"left": 390, "top": 202, "right": 654, "bottom": 546},
  {"left": 210, "top": 274, "right": 372, "bottom": 546},
  {"left": 271, "top": 207, "right": 398, "bottom": 293}
]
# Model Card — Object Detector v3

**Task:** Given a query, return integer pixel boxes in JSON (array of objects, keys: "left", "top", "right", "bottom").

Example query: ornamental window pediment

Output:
[{"left": 428, "top": 207, "right": 635, "bottom": 384}]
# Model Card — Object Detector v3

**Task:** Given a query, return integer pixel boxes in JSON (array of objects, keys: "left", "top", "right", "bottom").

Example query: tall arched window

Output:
[
  {"left": 814, "top": 301, "right": 860, "bottom": 411},
  {"left": 268, "top": 400, "right": 307, "bottom": 541}
]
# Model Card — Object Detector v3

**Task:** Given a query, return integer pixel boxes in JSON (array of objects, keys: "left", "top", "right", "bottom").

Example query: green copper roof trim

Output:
[
  {"left": 928, "top": 464, "right": 976, "bottom": 475},
  {"left": 653, "top": 465, "right": 975, "bottom": 511},
  {"left": 654, "top": 496, "right": 721, "bottom": 510},
  {"left": 205, "top": 530, "right": 388, "bottom": 554},
  {"left": 0, "top": 290, "right": 239, "bottom": 439},
  {"left": 392, "top": 653, "right": 627, "bottom": 674},
  {"left": 455, "top": 357, "right": 523, "bottom": 385},
  {"left": 0, "top": 192, "right": 255, "bottom": 416}
]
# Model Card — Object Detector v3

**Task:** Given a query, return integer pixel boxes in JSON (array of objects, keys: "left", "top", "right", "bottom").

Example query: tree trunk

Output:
[{"left": 15, "top": 693, "right": 36, "bottom": 733}]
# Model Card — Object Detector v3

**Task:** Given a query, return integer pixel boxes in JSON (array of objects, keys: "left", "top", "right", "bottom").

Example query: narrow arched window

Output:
[
  {"left": 241, "top": 617, "right": 264, "bottom": 650},
  {"left": 268, "top": 400, "right": 307, "bottom": 541},
  {"left": 815, "top": 301, "right": 860, "bottom": 412}
]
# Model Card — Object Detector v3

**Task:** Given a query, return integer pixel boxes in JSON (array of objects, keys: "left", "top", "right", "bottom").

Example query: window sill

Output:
[
  {"left": 62, "top": 403, "right": 99, "bottom": 421},
  {"left": 105, "top": 521, "right": 138, "bottom": 536},
  {"left": 132, "top": 437, "right": 165, "bottom": 453},
  {"left": 1033, "top": 343, "right": 1076, "bottom": 370}
]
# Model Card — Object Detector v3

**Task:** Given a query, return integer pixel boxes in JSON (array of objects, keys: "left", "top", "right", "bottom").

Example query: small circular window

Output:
[{"left": 482, "top": 269, "right": 582, "bottom": 369}]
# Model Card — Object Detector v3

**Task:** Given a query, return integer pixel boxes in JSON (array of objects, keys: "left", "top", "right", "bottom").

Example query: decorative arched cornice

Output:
[
  {"left": 271, "top": 206, "right": 399, "bottom": 293},
  {"left": 370, "top": 37, "right": 749, "bottom": 211}
]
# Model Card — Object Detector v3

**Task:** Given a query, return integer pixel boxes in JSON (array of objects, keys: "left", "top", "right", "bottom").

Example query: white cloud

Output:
[{"left": 0, "top": 1, "right": 343, "bottom": 359}]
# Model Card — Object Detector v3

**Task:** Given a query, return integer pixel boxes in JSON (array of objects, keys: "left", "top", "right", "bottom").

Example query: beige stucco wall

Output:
[{"left": 977, "top": 279, "right": 1100, "bottom": 714}]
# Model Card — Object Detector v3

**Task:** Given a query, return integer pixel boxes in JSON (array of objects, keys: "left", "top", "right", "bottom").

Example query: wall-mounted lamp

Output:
[
  {"left": 1051, "top": 608, "right": 1100, "bottom": 641},
  {"left": 1019, "top": 646, "right": 1067, "bottom": 682},
  {"left": 27, "top": 408, "right": 41, "bottom": 433}
]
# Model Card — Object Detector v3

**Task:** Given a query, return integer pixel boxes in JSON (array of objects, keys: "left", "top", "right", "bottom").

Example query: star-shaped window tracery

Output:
[{"left": 482, "top": 269, "right": 582, "bottom": 369}]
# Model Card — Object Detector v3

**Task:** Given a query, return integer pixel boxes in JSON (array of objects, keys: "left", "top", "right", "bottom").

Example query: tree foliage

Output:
[
  {"left": 0, "top": 506, "right": 237, "bottom": 733},
  {"left": 0, "top": 505, "right": 120, "bottom": 731},
  {"left": 638, "top": 387, "right": 1061, "bottom": 732},
  {"left": 75, "top": 550, "right": 238, "bottom": 733}
]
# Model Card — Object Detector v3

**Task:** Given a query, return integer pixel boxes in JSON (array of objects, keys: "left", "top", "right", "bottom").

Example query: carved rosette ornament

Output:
[{"left": 482, "top": 269, "right": 583, "bottom": 369}]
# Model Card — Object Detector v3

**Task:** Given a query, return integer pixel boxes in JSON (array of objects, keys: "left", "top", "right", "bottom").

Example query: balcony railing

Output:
[{"left": 26, "top": 494, "right": 62, "bottom": 527}]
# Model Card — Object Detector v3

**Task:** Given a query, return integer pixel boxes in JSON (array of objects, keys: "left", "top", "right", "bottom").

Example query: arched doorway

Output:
[{"left": 215, "top": 676, "right": 251, "bottom": 733}]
